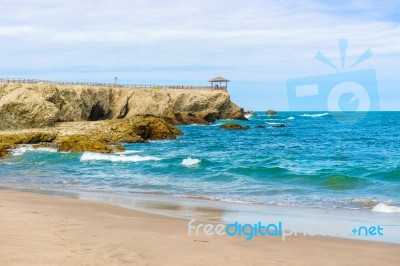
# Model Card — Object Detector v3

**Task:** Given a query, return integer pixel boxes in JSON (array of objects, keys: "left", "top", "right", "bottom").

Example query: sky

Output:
[{"left": 0, "top": 0, "right": 399, "bottom": 111}]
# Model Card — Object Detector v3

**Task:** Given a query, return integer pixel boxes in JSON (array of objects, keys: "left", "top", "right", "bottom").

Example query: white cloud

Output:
[{"left": 0, "top": 0, "right": 399, "bottom": 109}]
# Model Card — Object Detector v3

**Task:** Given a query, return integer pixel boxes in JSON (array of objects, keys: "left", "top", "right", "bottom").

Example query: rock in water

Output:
[
  {"left": 266, "top": 110, "right": 277, "bottom": 116},
  {"left": 0, "top": 117, "right": 183, "bottom": 154},
  {"left": 220, "top": 123, "right": 250, "bottom": 130},
  {"left": 271, "top": 123, "right": 286, "bottom": 128}
]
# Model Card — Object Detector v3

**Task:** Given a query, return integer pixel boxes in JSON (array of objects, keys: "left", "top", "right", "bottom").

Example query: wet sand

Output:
[{"left": 0, "top": 189, "right": 399, "bottom": 266}]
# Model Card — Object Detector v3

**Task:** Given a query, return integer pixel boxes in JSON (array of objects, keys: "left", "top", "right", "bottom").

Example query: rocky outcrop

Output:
[
  {"left": 0, "top": 83, "right": 245, "bottom": 130},
  {"left": 0, "top": 116, "right": 182, "bottom": 155},
  {"left": 220, "top": 123, "right": 250, "bottom": 130},
  {"left": 0, "top": 82, "right": 243, "bottom": 156}
]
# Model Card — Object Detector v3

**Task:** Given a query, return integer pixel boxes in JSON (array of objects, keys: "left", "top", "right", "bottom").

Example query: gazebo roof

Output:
[{"left": 208, "top": 76, "right": 230, "bottom": 82}]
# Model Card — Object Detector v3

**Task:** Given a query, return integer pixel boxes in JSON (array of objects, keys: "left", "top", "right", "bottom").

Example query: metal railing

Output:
[{"left": 0, "top": 78, "right": 227, "bottom": 91}]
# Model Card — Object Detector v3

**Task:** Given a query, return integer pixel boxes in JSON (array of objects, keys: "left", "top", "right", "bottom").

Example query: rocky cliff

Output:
[{"left": 0, "top": 83, "right": 244, "bottom": 130}]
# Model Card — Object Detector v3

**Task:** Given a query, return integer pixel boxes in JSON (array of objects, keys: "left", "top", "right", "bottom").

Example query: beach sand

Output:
[{"left": 0, "top": 189, "right": 399, "bottom": 266}]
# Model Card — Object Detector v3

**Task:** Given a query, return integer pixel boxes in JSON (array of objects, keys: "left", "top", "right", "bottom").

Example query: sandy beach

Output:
[{"left": 0, "top": 189, "right": 399, "bottom": 266}]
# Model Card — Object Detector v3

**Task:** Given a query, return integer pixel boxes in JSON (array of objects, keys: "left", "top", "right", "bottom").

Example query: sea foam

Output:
[
  {"left": 181, "top": 157, "right": 201, "bottom": 166},
  {"left": 372, "top": 203, "right": 400, "bottom": 213},
  {"left": 80, "top": 152, "right": 162, "bottom": 162},
  {"left": 12, "top": 145, "right": 58, "bottom": 156},
  {"left": 300, "top": 113, "right": 329, "bottom": 118}
]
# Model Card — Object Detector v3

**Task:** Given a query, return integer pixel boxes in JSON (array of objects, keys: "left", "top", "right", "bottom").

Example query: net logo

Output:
[
  {"left": 286, "top": 39, "right": 380, "bottom": 123},
  {"left": 352, "top": 225, "right": 384, "bottom": 236}
]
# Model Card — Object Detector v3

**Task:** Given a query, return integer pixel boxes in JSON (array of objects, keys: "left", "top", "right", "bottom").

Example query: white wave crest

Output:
[
  {"left": 12, "top": 145, "right": 58, "bottom": 156},
  {"left": 372, "top": 203, "right": 400, "bottom": 213},
  {"left": 300, "top": 113, "right": 329, "bottom": 118},
  {"left": 181, "top": 157, "right": 201, "bottom": 166},
  {"left": 267, "top": 122, "right": 285, "bottom": 125},
  {"left": 287, "top": 116, "right": 295, "bottom": 120},
  {"left": 80, "top": 152, "right": 162, "bottom": 162}
]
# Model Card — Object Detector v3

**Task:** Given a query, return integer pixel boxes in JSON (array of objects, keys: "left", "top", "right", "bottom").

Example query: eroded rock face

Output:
[
  {"left": 0, "top": 117, "right": 182, "bottom": 155},
  {"left": 0, "top": 131, "right": 57, "bottom": 144},
  {"left": 0, "top": 83, "right": 245, "bottom": 130},
  {"left": 0, "top": 84, "right": 60, "bottom": 129}
]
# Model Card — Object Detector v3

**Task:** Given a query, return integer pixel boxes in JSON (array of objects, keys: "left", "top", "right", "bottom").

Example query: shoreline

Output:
[
  {"left": 1, "top": 188, "right": 399, "bottom": 265},
  {"left": 2, "top": 186, "right": 400, "bottom": 244}
]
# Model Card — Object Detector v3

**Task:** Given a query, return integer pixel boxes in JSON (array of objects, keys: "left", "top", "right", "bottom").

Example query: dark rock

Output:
[
  {"left": 271, "top": 123, "right": 286, "bottom": 128},
  {"left": 266, "top": 110, "right": 277, "bottom": 116},
  {"left": 220, "top": 123, "right": 250, "bottom": 130}
]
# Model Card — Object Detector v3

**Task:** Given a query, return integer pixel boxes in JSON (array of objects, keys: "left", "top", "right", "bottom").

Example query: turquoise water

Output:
[{"left": 1, "top": 112, "right": 400, "bottom": 213}]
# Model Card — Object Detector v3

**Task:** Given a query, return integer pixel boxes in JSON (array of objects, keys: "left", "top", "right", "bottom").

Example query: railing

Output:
[{"left": 0, "top": 78, "right": 227, "bottom": 91}]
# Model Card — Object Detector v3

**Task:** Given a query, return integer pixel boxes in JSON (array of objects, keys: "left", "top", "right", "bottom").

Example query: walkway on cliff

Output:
[{"left": 0, "top": 78, "right": 227, "bottom": 91}]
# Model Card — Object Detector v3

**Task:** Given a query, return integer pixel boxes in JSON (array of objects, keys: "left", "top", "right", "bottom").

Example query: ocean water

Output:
[{"left": 1, "top": 111, "right": 400, "bottom": 214}]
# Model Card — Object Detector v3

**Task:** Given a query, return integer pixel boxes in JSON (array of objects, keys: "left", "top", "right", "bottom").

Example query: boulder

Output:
[
  {"left": 266, "top": 110, "right": 277, "bottom": 116},
  {"left": 56, "top": 135, "right": 125, "bottom": 153},
  {"left": 0, "top": 143, "right": 16, "bottom": 158}
]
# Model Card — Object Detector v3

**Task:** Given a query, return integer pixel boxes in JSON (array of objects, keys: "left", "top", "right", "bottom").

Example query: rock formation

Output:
[
  {"left": 0, "top": 116, "right": 182, "bottom": 156},
  {"left": 0, "top": 82, "right": 244, "bottom": 156},
  {"left": 0, "top": 83, "right": 245, "bottom": 130}
]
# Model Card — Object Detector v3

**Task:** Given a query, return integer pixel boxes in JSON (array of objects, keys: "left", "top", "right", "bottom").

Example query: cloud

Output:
[{"left": 0, "top": 0, "right": 399, "bottom": 109}]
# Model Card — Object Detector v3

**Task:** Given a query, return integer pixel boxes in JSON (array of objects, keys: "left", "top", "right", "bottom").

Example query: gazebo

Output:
[{"left": 209, "top": 77, "right": 230, "bottom": 89}]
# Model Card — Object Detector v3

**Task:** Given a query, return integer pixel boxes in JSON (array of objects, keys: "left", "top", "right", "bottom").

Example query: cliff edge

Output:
[{"left": 0, "top": 83, "right": 244, "bottom": 130}]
